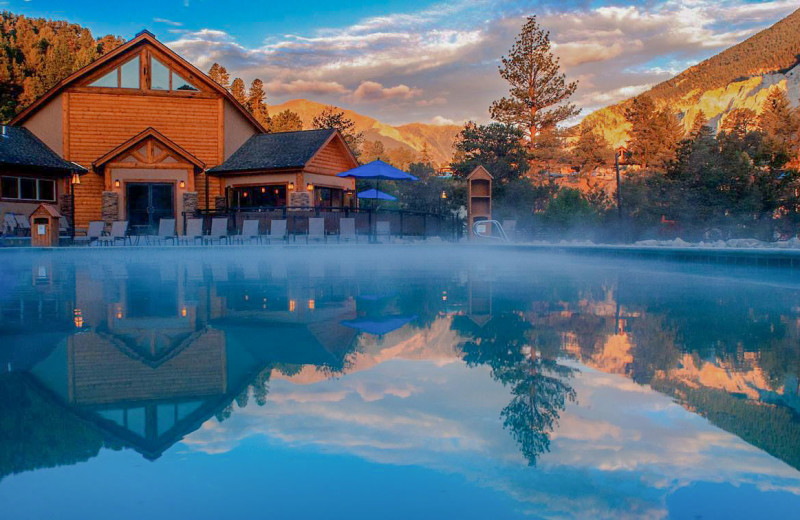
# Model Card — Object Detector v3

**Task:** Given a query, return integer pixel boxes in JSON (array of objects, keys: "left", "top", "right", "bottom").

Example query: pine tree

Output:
[
  {"left": 361, "top": 140, "right": 385, "bottom": 163},
  {"left": 721, "top": 108, "right": 758, "bottom": 139},
  {"left": 624, "top": 95, "right": 681, "bottom": 170},
  {"left": 490, "top": 16, "right": 579, "bottom": 149},
  {"left": 208, "top": 63, "right": 230, "bottom": 89},
  {"left": 420, "top": 142, "right": 433, "bottom": 165},
  {"left": 572, "top": 122, "right": 613, "bottom": 174},
  {"left": 247, "top": 78, "right": 271, "bottom": 128},
  {"left": 759, "top": 89, "right": 800, "bottom": 169},
  {"left": 230, "top": 78, "right": 247, "bottom": 107},
  {"left": 312, "top": 106, "right": 364, "bottom": 156},
  {"left": 270, "top": 109, "right": 303, "bottom": 132},
  {"left": 450, "top": 122, "right": 531, "bottom": 184}
]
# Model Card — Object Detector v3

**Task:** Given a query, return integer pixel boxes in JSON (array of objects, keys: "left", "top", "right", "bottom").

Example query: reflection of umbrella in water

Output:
[
  {"left": 357, "top": 189, "right": 396, "bottom": 201},
  {"left": 340, "top": 315, "right": 417, "bottom": 336}
]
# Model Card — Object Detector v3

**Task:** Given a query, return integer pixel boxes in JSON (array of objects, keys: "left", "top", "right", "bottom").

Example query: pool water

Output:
[{"left": 1, "top": 247, "right": 800, "bottom": 519}]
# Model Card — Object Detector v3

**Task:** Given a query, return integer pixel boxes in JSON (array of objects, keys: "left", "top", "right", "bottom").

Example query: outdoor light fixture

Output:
[
  {"left": 73, "top": 308, "right": 83, "bottom": 329},
  {"left": 289, "top": 299, "right": 297, "bottom": 312},
  {"left": 308, "top": 299, "right": 315, "bottom": 310},
  {"left": 306, "top": 183, "right": 314, "bottom": 191},
  {"left": 181, "top": 306, "right": 187, "bottom": 317},
  {"left": 114, "top": 179, "right": 120, "bottom": 188},
  {"left": 179, "top": 180, "right": 186, "bottom": 189},
  {"left": 71, "top": 173, "right": 81, "bottom": 185},
  {"left": 441, "top": 190, "right": 447, "bottom": 199},
  {"left": 288, "top": 182, "right": 295, "bottom": 190}
]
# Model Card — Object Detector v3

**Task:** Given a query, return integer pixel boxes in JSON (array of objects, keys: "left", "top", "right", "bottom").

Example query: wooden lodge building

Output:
[{"left": 3, "top": 30, "right": 357, "bottom": 233}]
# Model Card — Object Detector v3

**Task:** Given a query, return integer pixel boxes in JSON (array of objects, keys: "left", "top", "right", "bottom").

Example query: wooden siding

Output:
[
  {"left": 67, "top": 329, "right": 226, "bottom": 406},
  {"left": 305, "top": 137, "right": 357, "bottom": 175},
  {"left": 66, "top": 91, "right": 221, "bottom": 225}
]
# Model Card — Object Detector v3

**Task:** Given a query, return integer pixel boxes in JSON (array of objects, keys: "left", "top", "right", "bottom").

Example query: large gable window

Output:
[
  {"left": 149, "top": 57, "right": 199, "bottom": 92},
  {"left": 89, "top": 56, "right": 141, "bottom": 89}
]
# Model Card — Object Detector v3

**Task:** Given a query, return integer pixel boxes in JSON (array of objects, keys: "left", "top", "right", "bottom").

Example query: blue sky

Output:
[{"left": 4, "top": 1, "right": 798, "bottom": 124}]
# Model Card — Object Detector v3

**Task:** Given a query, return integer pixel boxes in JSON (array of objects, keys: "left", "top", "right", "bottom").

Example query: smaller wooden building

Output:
[
  {"left": 0, "top": 125, "right": 84, "bottom": 232},
  {"left": 208, "top": 128, "right": 358, "bottom": 209}
]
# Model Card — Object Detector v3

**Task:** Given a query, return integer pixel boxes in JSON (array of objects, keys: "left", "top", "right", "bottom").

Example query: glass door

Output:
[{"left": 126, "top": 183, "right": 175, "bottom": 233}]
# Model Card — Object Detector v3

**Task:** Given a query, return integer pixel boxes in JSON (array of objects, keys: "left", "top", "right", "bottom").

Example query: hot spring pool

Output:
[{"left": 1, "top": 246, "right": 800, "bottom": 519}]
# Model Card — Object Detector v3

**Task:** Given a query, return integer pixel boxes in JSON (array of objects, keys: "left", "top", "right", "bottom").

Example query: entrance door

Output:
[{"left": 126, "top": 183, "right": 174, "bottom": 233}]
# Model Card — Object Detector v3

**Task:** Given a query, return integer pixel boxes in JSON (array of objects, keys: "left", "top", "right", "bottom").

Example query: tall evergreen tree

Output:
[
  {"left": 312, "top": 106, "right": 364, "bottom": 156},
  {"left": 230, "top": 78, "right": 247, "bottom": 107},
  {"left": 270, "top": 109, "right": 303, "bottom": 132},
  {"left": 759, "top": 89, "right": 800, "bottom": 169},
  {"left": 572, "top": 122, "right": 613, "bottom": 174},
  {"left": 624, "top": 95, "right": 682, "bottom": 170},
  {"left": 450, "top": 122, "right": 531, "bottom": 186},
  {"left": 247, "top": 78, "right": 271, "bottom": 128},
  {"left": 490, "top": 16, "right": 579, "bottom": 149},
  {"left": 207, "top": 63, "right": 230, "bottom": 89}
]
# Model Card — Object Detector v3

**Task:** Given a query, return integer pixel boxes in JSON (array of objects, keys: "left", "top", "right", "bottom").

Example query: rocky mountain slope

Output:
[
  {"left": 583, "top": 8, "right": 800, "bottom": 147},
  {"left": 269, "top": 99, "right": 461, "bottom": 166}
]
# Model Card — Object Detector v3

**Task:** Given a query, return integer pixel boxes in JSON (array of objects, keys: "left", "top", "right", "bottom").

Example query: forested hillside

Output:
[
  {"left": 649, "top": 8, "right": 800, "bottom": 104},
  {"left": 0, "top": 12, "right": 124, "bottom": 122}
]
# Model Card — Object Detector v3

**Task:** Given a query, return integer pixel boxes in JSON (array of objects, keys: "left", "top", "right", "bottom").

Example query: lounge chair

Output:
[
  {"left": 339, "top": 217, "right": 357, "bottom": 243},
  {"left": 14, "top": 214, "right": 31, "bottom": 235},
  {"left": 181, "top": 218, "right": 204, "bottom": 245},
  {"left": 203, "top": 217, "right": 230, "bottom": 244},
  {"left": 154, "top": 218, "right": 177, "bottom": 245},
  {"left": 98, "top": 220, "right": 129, "bottom": 246},
  {"left": 59, "top": 217, "right": 71, "bottom": 237},
  {"left": 376, "top": 221, "right": 391, "bottom": 243},
  {"left": 3, "top": 213, "right": 18, "bottom": 235},
  {"left": 266, "top": 219, "right": 288, "bottom": 244},
  {"left": 73, "top": 221, "right": 105, "bottom": 246},
  {"left": 235, "top": 219, "right": 262, "bottom": 244},
  {"left": 307, "top": 217, "right": 326, "bottom": 243}
]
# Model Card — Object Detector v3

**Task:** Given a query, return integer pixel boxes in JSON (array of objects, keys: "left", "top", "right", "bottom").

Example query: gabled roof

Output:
[
  {"left": 0, "top": 126, "right": 85, "bottom": 174},
  {"left": 10, "top": 30, "right": 265, "bottom": 133},
  {"left": 93, "top": 127, "right": 205, "bottom": 171},
  {"left": 208, "top": 128, "right": 358, "bottom": 175}
]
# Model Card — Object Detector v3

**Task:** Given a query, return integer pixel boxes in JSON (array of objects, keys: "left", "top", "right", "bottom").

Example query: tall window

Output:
[
  {"left": 0, "top": 176, "right": 56, "bottom": 201},
  {"left": 315, "top": 187, "right": 343, "bottom": 208},
  {"left": 89, "top": 56, "right": 141, "bottom": 89}
]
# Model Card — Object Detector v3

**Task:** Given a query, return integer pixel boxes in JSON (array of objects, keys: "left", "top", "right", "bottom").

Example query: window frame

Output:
[{"left": 0, "top": 176, "right": 57, "bottom": 202}]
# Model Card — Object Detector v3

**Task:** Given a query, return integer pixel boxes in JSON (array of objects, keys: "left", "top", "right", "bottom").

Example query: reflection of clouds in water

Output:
[{"left": 181, "top": 357, "right": 800, "bottom": 519}]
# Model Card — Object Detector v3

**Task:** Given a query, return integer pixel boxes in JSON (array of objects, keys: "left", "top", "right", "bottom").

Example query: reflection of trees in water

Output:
[{"left": 455, "top": 312, "right": 577, "bottom": 465}]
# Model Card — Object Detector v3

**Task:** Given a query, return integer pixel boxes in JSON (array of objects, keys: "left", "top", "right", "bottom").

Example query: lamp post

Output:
[{"left": 440, "top": 189, "right": 447, "bottom": 215}]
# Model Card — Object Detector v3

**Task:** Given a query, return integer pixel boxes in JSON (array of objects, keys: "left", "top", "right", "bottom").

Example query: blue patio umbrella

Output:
[
  {"left": 357, "top": 188, "right": 397, "bottom": 201},
  {"left": 340, "top": 315, "right": 417, "bottom": 336},
  {"left": 337, "top": 159, "right": 419, "bottom": 181}
]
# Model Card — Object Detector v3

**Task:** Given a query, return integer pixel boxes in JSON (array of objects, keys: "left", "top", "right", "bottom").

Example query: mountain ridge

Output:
[
  {"left": 269, "top": 99, "right": 461, "bottom": 166},
  {"left": 583, "top": 7, "right": 800, "bottom": 147}
]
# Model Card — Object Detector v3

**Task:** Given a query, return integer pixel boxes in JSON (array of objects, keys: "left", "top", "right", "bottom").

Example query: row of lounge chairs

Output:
[
  {"left": 3, "top": 213, "right": 72, "bottom": 237},
  {"left": 76, "top": 217, "right": 370, "bottom": 246}
]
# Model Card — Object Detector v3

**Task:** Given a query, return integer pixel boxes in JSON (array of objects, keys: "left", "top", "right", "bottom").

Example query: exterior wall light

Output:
[
  {"left": 114, "top": 179, "right": 121, "bottom": 188},
  {"left": 179, "top": 180, "right": 186, "bottom": 189},
  {"left": 288, "top": 182, "right": 295, "bottom": 190},
  {"left": 306, "top": 183, "right": 314, "bottom": 191},
  {"left": 71, "top": 173, "right": 81, "bottom": 185},
  {"left": 441, "top": 190, "right": 447, "bottom": 199}
]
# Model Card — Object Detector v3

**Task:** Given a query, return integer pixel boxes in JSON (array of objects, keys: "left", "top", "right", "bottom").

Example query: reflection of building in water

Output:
[{"left": 1, "top": 258, "right": 360, "bottom": 463}]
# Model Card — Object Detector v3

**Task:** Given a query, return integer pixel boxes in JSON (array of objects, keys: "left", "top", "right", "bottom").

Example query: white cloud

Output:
[
  {"left": 346, "top": 81, "right": 422, "bottom": 102},
  {"left": 165, "top": 1, "right": 799, "bottom": 125}
]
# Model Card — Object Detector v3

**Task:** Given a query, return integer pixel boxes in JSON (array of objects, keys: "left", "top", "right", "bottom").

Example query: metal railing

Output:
[{"left": 184, "top": 205, "right": 463, "bottom": 242}]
